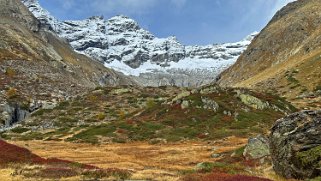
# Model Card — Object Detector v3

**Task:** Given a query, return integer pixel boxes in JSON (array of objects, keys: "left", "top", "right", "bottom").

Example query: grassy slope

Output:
[
  {"left": 1, "top": 85, "right": 296, "bottom": 144},
  {"left": 218, "top": 0, "right": 321, "bottom": 109}
]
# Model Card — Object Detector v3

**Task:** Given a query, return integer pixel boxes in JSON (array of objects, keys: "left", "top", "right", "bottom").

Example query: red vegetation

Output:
[
  {"left": 0, "top": 139, "right": 43, "bottom": 165},
  {"left": 172, "top": 103, "right": 182, "bottom": 110},
  {"left": 0, "top": 140, "right": 96, "bottom": 169},
  {"left": 197, "top": 133, "right": 208, "bottom": 139},
  {"left": 183, "top": 172, "right": 272, "bottom": 181},
  {"left": 116, "top": 129, "right": 127, "bottom": 134},
  {"left": 126, "top": 119, "right": 135, "bottom": 125},
  {"left": 0, "top": 140, "right": 131, "bottom": 179},
  {"left": 221, "top": 115, "right": 233, "bottom": 122}
]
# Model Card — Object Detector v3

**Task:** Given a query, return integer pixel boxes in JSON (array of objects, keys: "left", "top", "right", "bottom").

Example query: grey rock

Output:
[
  {"left": 239, "top": 94, "right": 269, "bottom": 110},
  {"left": 211, "top": 153, "right": 221, "bottom": 158},
  {"left": 181, "top": 100, "right": 190, "bottom": 109},
  {"left": 201, "top": 97, "right": 219, "bottom": 111},
  {"left": 0, "top": 103, "right": 29, "bottom": 128},
  {"left": 270, "top": 110, "right": 321, "bottom": 179},
  {"left": 243, "top": 135, "right": 270, "bottom": 160},
  {"left": 148, "top": 138, "right": 167, "bottom": 145}
]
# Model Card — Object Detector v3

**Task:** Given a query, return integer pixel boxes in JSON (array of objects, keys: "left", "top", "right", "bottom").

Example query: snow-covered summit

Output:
[{"left": 22, "top": 0, "right": 257, "bottom": 87}]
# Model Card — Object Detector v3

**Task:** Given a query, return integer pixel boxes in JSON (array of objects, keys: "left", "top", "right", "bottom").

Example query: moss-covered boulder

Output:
[
  {"left": 239, "top": 94, "right": 269, "bottom": 110},
  {"left": 270, "top": 110, "right": 321, "bottom": 179},
  {"left": 243, "top": 135, "right": 270, "bottom": 160}
]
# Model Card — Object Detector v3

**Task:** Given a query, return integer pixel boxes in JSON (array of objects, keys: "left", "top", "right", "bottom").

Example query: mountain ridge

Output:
[{"left": 22, "top": 0, "right": 257, "bottom": 87}]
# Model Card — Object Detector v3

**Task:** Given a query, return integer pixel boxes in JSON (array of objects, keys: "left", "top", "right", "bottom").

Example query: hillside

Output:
[
  {"left": 218, "top": 0, "right": 321, "bottom": 109},
  {"left": 0, "top": 0, "right": 133, "bottom": 128},
  {"left": 1, "top": 85, "right": 296, "bottom": 143},
  {"left": 22, "top": 0, "right": 256, "bottom": 87}
]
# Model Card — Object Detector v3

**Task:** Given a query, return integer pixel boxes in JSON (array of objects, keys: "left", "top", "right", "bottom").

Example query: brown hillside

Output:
[
  {"left": 218, "top": 0, "right": 321, "bottom": 109},
  {"left": 0, "top": 0, "right": 134, "bottom": 104}
]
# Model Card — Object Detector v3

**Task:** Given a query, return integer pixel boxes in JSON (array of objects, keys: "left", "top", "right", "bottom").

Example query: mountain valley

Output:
[{"left": 0, "top": 0, "right": 321, "bottom": 180}]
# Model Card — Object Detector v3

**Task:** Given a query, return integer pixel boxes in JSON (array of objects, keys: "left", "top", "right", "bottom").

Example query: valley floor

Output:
[
  {"left": 10, "top": 139, "right": 243, "bottom": 180},
  {"left": 5, "top": 138, "right": 291, "bottom": 181}
]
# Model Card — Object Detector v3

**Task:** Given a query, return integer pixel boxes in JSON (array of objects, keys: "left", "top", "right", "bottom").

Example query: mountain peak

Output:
[
  {"left": 107, "top": 15, "right": 140, "bottom": 33},
  {"left": 88, "top": 15, "right": 104, "bottom": 20}
]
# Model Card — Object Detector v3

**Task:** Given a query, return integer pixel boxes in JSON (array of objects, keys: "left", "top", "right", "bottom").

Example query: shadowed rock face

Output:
[{"left": 270, "top": 110, "right": 321, "bottom": 179}]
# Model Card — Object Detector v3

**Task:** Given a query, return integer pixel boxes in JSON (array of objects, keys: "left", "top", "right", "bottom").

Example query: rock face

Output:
[
  {"left": 270, "top": 110, "right": 321, "bottom": 179},
  {"left": 21, "top": 0, "right": 256, "bottom": 87},
  {"left": 0, "top": 104, "right": 29, "bottom": 128}
]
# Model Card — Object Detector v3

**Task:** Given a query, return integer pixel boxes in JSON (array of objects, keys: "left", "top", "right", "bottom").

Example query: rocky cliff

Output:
[
  {"left": 217, "top": 0, "right": 321, "bottom": 109},
  {"left": 22, "top": 0, "right": 256, "bottom": 87}
]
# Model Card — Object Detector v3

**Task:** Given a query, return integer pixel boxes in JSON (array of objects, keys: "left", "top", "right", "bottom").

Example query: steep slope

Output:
[
  {"left": 22, "top": 0, "right": 256, "bottom": 87},
  {"left": 217, "top": 0, "right": 321, "bottom": 109},
  {"left": 0, "top": 0, "right": 133, "bottom": 127}
]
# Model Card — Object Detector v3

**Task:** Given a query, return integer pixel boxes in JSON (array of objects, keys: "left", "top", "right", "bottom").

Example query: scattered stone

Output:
[
  {"left": 211, "top": 153, "right": 221, "bottom": 158},
  {"left": 181, "top": 100, "right": 190, "bottom": 109},
  {"left": 111, "top": 88, "right": 131, "bottom": 95},
  {"left": 171, "top": 91, "right": 191, "bottom": 103},
  {"left": 201, "top": 97, "right": 219, "bottom": 111},
  {"left": 200, "top": 86, "right": 219, "bottom": 95},
  {"left": 148, "top": 138, "right": 167, "bottom": 145}
]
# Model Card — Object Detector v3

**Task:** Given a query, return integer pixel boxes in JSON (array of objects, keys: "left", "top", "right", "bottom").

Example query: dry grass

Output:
[
  {"left": 10, "top": 137, "right": 247, "bottom": 180},
  {"left": 0, "top": 168, "right": 24, "bottom": 181}
]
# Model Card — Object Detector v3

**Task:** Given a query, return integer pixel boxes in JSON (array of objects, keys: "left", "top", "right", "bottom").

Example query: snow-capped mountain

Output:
[{"left": 22, "top": 0, "right": 257, "bottom": 87}]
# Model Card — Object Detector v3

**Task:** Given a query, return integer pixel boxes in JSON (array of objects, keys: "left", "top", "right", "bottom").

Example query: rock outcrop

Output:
[
  {"left": 0, "top": 104, "right": 29, "bottom": 128},
  {"left": 270, "top": 110, "right": 321, "bottom": 179}
]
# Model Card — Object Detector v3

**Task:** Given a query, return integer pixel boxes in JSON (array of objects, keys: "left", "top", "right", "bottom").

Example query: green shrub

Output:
[
  {"left": 55, "top": 101, "right": 70, "bottom": 110},
  {"left": 11, "top": 127, "right": 30, "bottom": 133},
  {"left": 315, "top": 85, "right": 321, "bottom": 91},
  {"left": 296, "top": 145, "right": 321, "bottom": 167}
]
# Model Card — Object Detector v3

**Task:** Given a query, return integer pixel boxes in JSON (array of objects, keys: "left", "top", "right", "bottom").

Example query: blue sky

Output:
[{"left": 38, "top": 0, "right": 294, "bottom": 45}]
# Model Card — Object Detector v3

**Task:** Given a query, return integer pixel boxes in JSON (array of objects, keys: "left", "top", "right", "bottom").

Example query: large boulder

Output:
[{"left": 270, "top": 110, "right": 321, "bottom": 179}]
